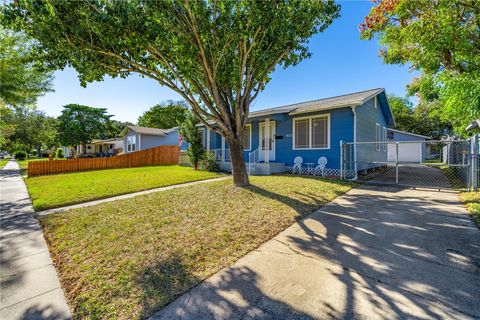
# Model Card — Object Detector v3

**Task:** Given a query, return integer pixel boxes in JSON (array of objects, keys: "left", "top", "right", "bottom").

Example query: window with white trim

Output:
[
  {"left": 199, "top": 128, "right": 206, "bottom": 148},
  {"left": 374, "top": 96, "right": 378, "bottom": 109},
  {"left": 293, "top": 115, "right": 330, "bottom": 149},
  {"left": 243, "top": 125, "right": 252, "bottom": 150},
  {"left": 383, "top": 127, "right": 387, "bottom": 151},
  {"left": 375, "top": 123, "right": 380, "bottom": 151},
  {"left": 127, "top": 135, "right": 136, "bottom": 152}
]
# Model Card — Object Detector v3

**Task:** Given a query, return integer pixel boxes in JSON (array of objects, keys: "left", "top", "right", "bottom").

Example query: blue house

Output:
[{"left": 195, "top": 88, "right": 395, "bottom": 176}]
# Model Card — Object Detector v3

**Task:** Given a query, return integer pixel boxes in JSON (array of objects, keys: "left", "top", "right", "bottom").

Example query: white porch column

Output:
[
  {"left": 206, "top": 129, "right": 211, "bottom": 151},
  {"left": 221, "top": 136, "right": 225, "bottom": 161},
  {"left": 265, "top": 118, "right": 270, "bottom": 164}
]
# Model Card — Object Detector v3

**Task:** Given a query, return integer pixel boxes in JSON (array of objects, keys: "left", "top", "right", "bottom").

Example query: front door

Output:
[{"left": 259, "top": 121, "right": 275, "bottom": 162}]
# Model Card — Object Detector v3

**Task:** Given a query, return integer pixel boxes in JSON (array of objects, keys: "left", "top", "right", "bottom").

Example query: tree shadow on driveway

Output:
[{"left": 246, "top": 184, "right": 479, "bottom": 319}]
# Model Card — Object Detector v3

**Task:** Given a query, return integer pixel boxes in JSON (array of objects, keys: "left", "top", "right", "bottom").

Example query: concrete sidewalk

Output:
[
  {"left": 36, "top": 176, "right": 229, "bottom": 217},
  {"left": 153, "top": 185, "right": 480, "bottom": 320},
  {"left": 0, "top": 161, "right": 71, "bottom": 319}
]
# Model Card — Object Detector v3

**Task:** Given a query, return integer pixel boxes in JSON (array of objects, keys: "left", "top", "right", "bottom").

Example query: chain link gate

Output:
[{"left": 340, "top": 139, "right": 478, "bottom": 190}]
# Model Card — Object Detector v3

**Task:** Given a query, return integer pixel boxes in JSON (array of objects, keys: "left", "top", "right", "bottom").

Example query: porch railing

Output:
[
  {"left": 211, "top": 149, "right": 231, "bottom": 162},
  {"left": 248, "top": 147, "right": 260, "bottom": 175}
]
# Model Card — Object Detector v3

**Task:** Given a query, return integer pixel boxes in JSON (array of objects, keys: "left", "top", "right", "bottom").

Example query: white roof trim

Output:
[
  {"left": 466, "top": 119, "right": 480, "bottom": 131},
  {"left": 388, "top": 128, "right": 430, "bottom": 139}
]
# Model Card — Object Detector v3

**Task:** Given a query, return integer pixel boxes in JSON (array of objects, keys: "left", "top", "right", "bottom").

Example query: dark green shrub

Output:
[
  {"left": 179, "top": 113, "right": 205, "bottom": 169},
  {"left": 14, "top": 150, "right": 27, "bottom": 160},
  {"left": 203, "top": 151, "right": 221, "bottom": 172},
  {"left": 55, "top": 148, "right": 64, "bottom": 158}
]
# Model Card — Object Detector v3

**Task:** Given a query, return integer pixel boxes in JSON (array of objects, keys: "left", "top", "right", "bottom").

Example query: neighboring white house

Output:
[
  {"left": 119, "top": 125, "right": 179, "bottom": 153},
  {"left": 62, "top": 138, "right": 124, "bottom": 158},
  {"left": 387, "top": 128, "right": 429, "bottom": 163}
]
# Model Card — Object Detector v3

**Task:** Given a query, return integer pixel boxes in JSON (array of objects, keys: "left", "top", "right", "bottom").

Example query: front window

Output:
[
  {"left": 127, "top": 135, "right": 136, "bottom": 152},
  {"left": 199, "top": 128, "right": 206, "bottom": 148},
  {"left": 243, "top": 125, "right": 252, "bottom": 150},
  {"left": 293, "top": 115, "right": 330, "bottom": 149},
  {"left": 383, "top": 127, "right": 387, "bottom": 151}
]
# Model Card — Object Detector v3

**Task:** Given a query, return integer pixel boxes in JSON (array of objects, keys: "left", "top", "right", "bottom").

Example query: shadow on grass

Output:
[{"left": 139, "top": 255, "right": 201, "bottom": 318}]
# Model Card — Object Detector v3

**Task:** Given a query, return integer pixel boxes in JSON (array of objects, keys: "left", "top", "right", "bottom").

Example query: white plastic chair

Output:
[
  {"left": 292, "top": 156, "right": 303, "bottom": 174},
  {"left": 314, "top": 157, "right": 328, "bottom": 176}
]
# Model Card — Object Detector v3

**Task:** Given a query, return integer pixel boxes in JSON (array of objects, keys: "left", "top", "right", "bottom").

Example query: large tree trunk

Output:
[{"left": 228, "top": 138, "right": 250, "bottom": 187}]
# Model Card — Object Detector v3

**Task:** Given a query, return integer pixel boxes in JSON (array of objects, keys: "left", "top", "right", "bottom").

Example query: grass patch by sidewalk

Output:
[
  {"left": 460, "top": 191, "right": 480, "bottom": 227},
  {"left": 0, "top": 159, "right": 8, "bottom": 169},
  {"left": 17, "top": 157, "right": 56, "bottom": 175},
  {"left": 25, "top": 165, "right": 222, "bottom": 211},
  {"left": 40, "top": 175, "right": 355, "bottom": 319}
]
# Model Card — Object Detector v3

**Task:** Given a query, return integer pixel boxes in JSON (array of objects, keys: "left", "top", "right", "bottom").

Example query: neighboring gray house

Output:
[{"left": 120, "top": 126, "right": 179, "bottom": 153}]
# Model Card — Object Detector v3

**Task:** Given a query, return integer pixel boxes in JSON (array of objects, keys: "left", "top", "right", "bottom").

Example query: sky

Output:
[{"left": 36, "top": 1, "right": 415, "bottom": 123}]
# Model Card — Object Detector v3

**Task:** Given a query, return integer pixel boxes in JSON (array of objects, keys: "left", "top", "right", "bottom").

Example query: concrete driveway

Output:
[
  {"left": 360, "top": 165, "right": 453, "bottom": 189},
  {"left": 153, "top": 185, "right": 480, "bottom": 320}
]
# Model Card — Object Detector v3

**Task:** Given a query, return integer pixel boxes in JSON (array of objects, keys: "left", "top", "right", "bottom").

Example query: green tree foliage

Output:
[
  {"left": 138, "top": 100, "right": 188, "bottom": 129},
  {"left": 179, "top": 112, "right": 204, "bottom": 170},
  {"left": 0, "top": 102, "right": 15, "bottom": 149},
  {"left": 0, "top": 27, "right": 53, "bottom": 107},
  {"left": 1, "top": 106, "right": 58, "bottom": 155},
  {"left": 360, "top": 0, "right": 480, "bottom": 136},
  {"left": 55, "top": 147, "right": 64, "bottom": 159},
  {"left": 104, "top": 119, "right": 134, "bottom": 139},
  {"left": 1, "top": 0, "right": 340, "bottom": 186},
  {"left": 58, "top": 104, "right": 111, "bottom": 154},
  {"left": 388, "top": 95, "right": 452, "bottom": 139}
]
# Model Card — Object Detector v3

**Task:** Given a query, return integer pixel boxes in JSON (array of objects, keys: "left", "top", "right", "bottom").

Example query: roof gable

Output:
[{"left": 120, "top": 125, "right": 169, "bottom": 137}]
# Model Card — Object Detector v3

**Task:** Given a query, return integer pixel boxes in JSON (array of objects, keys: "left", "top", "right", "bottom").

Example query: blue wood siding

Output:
[
  {"left": 124, "top": 129, "right": 179, "bottom": 153},
  {"left": 246, "top": 107, "right": 354, "bottom": 169},
  {"left": 355, "top": 97, "right": 388, "bottom": 170}
]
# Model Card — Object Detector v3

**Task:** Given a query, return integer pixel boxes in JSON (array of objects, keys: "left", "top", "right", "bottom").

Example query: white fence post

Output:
[
  {"left": 395, "top": 142, "right": 399, "bottom": 184},
  {"left": 472, "top": 135, "right": 479, "bottom": 191},
  {"left": 340, "top": 140, "right": 344, "bottom": 179}
]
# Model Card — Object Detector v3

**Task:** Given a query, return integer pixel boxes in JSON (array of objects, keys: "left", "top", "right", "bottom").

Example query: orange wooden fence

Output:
[{"left": 28, "top": 145, "right": 179, "bottom": 177}]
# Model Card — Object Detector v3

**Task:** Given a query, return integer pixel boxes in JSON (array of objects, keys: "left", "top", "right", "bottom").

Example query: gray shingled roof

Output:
[
  {"left": 249, "top": 88, "right": 384, "bottom": 117},
  {"left": 122, "top": 125, "right": 169, "bottom": 136}
]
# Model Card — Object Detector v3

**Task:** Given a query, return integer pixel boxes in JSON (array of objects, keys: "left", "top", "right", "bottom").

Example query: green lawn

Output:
[
  {"left": 40, "top": 176, "right": 355, "bottom": 319},
  {"left": 460, "top": 191, "right": 480, "bottom": 227},
  {"left": 17, "top": 157, "right": 52, "bottom": 175},
  {"left": 0, "top": 159, "right": 9, "bottom": 169},
  {"left": 25, "top": 165, "right": 222, "bottom": 211}
]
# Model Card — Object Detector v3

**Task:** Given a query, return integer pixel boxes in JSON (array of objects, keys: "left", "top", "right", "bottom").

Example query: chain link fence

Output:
[{"left": 341, "top": 139, "right": 477, "bottom": 190}]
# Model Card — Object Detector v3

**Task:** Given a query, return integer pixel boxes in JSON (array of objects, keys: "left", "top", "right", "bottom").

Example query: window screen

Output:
[
  {"left": 294, "top": 119, "right": 309, "bottom": 148},
  {"left": 312, "top": 117, "right": 328, "bottom": 148}
]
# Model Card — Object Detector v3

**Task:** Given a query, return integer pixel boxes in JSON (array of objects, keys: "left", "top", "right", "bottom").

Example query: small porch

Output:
[{"left": 210, "top": 148, "right": 286, "bottom": 175}]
